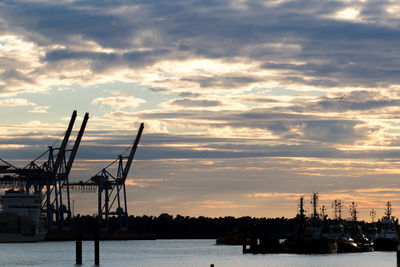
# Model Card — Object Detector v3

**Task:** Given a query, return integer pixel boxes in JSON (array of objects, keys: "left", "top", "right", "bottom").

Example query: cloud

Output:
[
  {"left": 192, "top": 200, "right": 256, "bottom": 209},
  {"left": 333, "top": 7, "right": 361, "bottom": 21},
  {"left": 178, "top": 92, "right": 202, "bottom": 98},
  {"left": 147, "top": 87, "right": 169, "bottom": 93},
  {"left": 131, "top": 106, "right": 368, "bottom": 144},
  {"left": 0, "top": 98, "right": 48, "bottom": 114},
  {"left": 125, "top": 178, "right": 169, "bottom": 188},
  {"left": 0, "top": 35, "right": 48, "bottom": 95},
  {"left": 29, "top": 105, "right": 50, "bottom": 113},
  {"left": 91, "top": 91, "right": 146, "bottom": 109},
  {"left": 45, "top": 48, "right": 170, "bottom": 71},
  {"left": 169, "top": 98, "right": 222, "bottom": 107},
  {"left": 1, "top": 0, "right": 400, "bottom": 94},
  {"left": 232, "top": 96, "right": 280, "bottom": 104},
  {"left": 181, "top": 76, "right": 259, "bottom": 89},
  {"left": 2, "top": 0, "right": 400, "bottom": 219},
  {"left": 0, "top": 98, "right": 35, "bottom": 107},
  {"left": 246, "top": 192, "right": 303, "bottom": 200}
]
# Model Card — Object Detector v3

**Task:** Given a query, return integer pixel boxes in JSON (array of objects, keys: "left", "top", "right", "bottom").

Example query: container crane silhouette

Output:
[{"left": 71, "top": 123, "right": 144, "bottom": 231}]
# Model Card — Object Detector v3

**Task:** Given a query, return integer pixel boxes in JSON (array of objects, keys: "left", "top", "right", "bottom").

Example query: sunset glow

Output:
[{"left": 1, "top": 0, "right": 400, "bottom": 221}]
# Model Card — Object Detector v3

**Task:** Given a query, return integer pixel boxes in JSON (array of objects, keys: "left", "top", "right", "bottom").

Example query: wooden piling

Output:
[
  {"left": 76, "top": 232, "right": 82, "bottom": 265},
  {"left": 94, "top": 229, "right": 100, "bottom": 266}
]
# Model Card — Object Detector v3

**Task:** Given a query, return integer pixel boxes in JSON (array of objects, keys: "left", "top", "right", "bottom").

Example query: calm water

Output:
[{"left": 0, "top": 239, "right": 395, "bottom": 267}]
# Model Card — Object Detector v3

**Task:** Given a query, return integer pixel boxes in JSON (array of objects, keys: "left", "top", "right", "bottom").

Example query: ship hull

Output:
[
  {"left": 0, "top": 233, "right": 46, "bottom": 243},
  {"left": 336, "top": 239, "right": 360, "bottom": 253}
]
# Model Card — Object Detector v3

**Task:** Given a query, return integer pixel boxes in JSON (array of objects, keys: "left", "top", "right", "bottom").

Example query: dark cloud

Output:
[
  {"left": 1, "top": 69, "right": 33, "bottom": 83},
  {"left": 45, "top": 49, "right": 170, "bottom": 70},
  {"left": 178, "top": 92, "right": 202, "bottom": 98},
  {"left": 147, "top": 87, "right": 169, "bottom": 92},
  {"left": 170, "top": 98, "right": 222, "bottom": 107},
  {"left": 287, "top": 90, "right": 400, "bottom": 113},
  {"left": 0, "top": 69, "right": 36, "bottom": 93},
  {"left": 112, "top": 107, "right": 368, "bottom": 144},
  {"left": 3, "top": 130, "right": 400, "bottom": 161},
  {"left": 0, "top": 1, "right": 141, "bottom": 49},
  {"left": 234, "top": 97, "right": 280, "bottom": 103},
  {"left": 182, "top": 76, "right": 259, "bottom": 89},
  {"left": 2, "top": 0, "right": 399, "bottom": 88},
  {"left": 302, "top": 120, "right": 363, "bottom": 143},
  {"left": 316, "top": 99, "right": 400, "bottom": 111}
]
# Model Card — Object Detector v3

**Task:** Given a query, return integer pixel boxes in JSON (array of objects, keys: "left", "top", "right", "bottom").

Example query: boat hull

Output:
[
  {"left": 286, "top": 238, "right": 338, "bottom": 254},
  {"left": 337, "top": 239, "right": 360, "bottom": 253},
  {"left": 374, "top": 238, "right": 399, "bottom": 251}
]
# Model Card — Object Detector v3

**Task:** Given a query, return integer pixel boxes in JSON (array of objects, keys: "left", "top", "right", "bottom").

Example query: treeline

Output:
[
  {"left": 72, "top": 213, "right": 297, "bottom": 239},
  {"left": 72, "top": 213, "right": 391, "bottom": 239}
]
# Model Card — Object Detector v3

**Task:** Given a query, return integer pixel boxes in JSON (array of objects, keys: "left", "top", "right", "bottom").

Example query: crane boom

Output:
[
  {"left": 52, "top": 110, "right": 77, "bottom": 178},
  {"left": 64, "top": 112, "right": 89, "bottom": 178},
  {"left": 122, "top": 123, "right": 144, "bottom": 182}
]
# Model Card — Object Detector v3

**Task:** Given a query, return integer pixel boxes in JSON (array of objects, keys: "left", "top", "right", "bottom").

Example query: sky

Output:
[{"left": 1, "top": 0, "right": 400, "bottom": 221}]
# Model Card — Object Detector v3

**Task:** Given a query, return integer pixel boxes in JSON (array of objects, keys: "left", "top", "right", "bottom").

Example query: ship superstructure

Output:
[
  {"left": 374, "top": 202, "right": 399, "bottom": 251},
  {"left": 0, "top": 190, "right": 46, "bottom": 242}
]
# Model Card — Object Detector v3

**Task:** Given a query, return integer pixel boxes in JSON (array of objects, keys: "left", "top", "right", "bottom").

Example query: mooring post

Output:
[
  {"left": 94, "top": 226, "right": 100, "bottom": 266},
  {"left": 76, "top": 231, "right": 82, "bottom": 265}
]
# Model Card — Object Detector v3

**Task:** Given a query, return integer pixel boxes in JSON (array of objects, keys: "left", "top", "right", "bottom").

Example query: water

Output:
[{"left": 0, "top": 239, "right": 395, "bottom": 267}]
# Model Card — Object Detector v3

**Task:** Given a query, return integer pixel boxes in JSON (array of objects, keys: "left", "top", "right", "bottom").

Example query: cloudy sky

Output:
[{"left": 1, "top": 0, "right": 400, "bottom": 220}]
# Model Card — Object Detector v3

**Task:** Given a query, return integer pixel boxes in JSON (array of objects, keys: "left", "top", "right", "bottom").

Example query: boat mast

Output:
[
  {"left": 320, "top": 205, "right": 327, "bottom": 220},
  {"left": 311, "top": 193, "right": 319, "bottom": 221},
  {"left": 349, "top": 202, "right": 358, "bottom": 222},
  {"left": 332, "top": 199, "right": 343, "bottom": 220},
  {"left": 370, "top": 209, "right": 376, "bottom": 223},
  {"left": 385, "top": 201, "right": 392, "bottom": 220},
  {"left": 298, "top": 196, "right": 305, "bottom": 222}
]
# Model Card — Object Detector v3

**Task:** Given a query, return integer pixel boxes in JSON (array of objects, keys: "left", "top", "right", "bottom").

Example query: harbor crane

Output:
[{"left": 70, "top": 122, "right": 144, "bottom": 231}]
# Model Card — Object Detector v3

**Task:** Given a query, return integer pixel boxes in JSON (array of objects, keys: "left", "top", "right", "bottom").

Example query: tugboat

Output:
[
  {"left": 374, "top": 202, "right": 399, "bottom": 251},
  {"left": 285, "top": 223, "right": 337, "bottom": 254},
  {"left": 285, "top": 194, "right": 337, "bottom": 254},
  {"left": 336, "top": 233, "right": 359, "bottom": 253},
  {"left": 334, "top": 224, "right": 373, "bottom": 253},
  {"left": 352, "top": 225, "right": 374, "bottom": 252},
  {"left": 366, "top": 209, "right": 378, "bottom": 242},
  {"left": 347, "top": 202, "right": 373, "bottom": 252},
  {"left": 0, "top": 189, "right": 47, "bottom": 242},
  {"left": 243, "top": 194, "right": 337, "bottom": 254}
]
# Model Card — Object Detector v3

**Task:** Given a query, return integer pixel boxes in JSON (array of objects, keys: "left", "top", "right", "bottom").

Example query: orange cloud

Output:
[{"left": 125, "top": 178, "right": 168, "bottom": 188}]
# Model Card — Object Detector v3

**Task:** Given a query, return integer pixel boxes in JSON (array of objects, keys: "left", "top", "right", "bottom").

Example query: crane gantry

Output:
[{"left": 70, "top": 122, "right": 144, "bottom": 231}]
